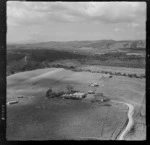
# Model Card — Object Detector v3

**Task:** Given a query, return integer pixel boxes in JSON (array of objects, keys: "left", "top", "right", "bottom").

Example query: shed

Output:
[
  {"left": 7, "top": 101, "right": 18, "bottom": 105},
  {"left": 88, "top": 91, "right": 95, "bottom": 94},
  {"left": 90, "top": 83, "right": 99, "bottom": 87},
  {"left": 18, "top": 95, "right": 24, "bottom": 98}
]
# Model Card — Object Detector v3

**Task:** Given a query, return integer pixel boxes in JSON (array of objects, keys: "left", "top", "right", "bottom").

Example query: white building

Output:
[
  {"left": 7, "top": 101, "right": 18, "bottom": 105},
  {"left": 90, "top": 83, "right": 99, "bottom": 87},
  {"left": 88, "top": 91, "right": 95, "bottom": 94},
  {"left": 62, "top": 92, "right": 86, "bottom": 99},
  {"left": 72, "top": 92, "right": 86, "bottom": 99}
]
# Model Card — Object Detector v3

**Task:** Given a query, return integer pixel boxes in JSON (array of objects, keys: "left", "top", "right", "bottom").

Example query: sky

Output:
[{"left": 7, "top": 2, "right": 146, "bottom": 43}]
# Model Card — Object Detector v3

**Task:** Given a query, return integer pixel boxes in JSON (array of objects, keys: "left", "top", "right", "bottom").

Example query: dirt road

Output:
[
  {"left": 78, "top": 100, "right": 134, "bottom": 140},
  {"left": 111, "top": 100, "right": 134, "bottom": 140}
]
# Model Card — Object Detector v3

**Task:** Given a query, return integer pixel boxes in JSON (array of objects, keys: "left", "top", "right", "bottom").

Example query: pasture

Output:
[{"left": 7, "top": 67, "right": 145, "bottom": 140}]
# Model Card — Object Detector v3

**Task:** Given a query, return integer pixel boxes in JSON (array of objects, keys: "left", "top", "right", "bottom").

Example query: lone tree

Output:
[
  {"left": 66, "top": 85, "right": 76, "bottom": 93},
  {"left": 46, "top": 88, "right": 53, "bottom": 98}
]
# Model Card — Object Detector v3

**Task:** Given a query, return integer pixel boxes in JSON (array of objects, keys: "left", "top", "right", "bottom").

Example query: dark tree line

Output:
[{"left": 7, "top": 49, "right": 145, "bottom": 76}]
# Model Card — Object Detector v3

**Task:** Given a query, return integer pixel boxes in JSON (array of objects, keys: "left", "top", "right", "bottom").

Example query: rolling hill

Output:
[
  {"left": 7, "top": 40, "right": 146, "bottom": 76},
  {"left": 7, "top": 40, "right": 146, "bottom": 54}
]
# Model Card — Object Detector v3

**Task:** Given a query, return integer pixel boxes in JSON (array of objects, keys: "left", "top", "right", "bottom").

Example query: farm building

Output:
[
  {"left": 88, "top": 90, "right": 95, "bottom": 94},
  {"left": 62, "top": 94, "right": 73, "bottom": 99},
  {"left": 72, "top": 92, "right": 86, "bottom": 99},
  {"left": 18, "top": 95, "right": 24, "bottom": 98},
  {"left": 90, "top": 83, "right": 99, "bottom": 87},
  {"left": 100, "top": 97, "right": 108, "bottom": 102},
  {"left": 62, "top": 92, "right": 86, "bottom": 100},
  {"left": 100, "top": 96, "right": 110, "bottom": 102},
  {"left": 7, "top": 101, "right": 18, "bottom": 105}
]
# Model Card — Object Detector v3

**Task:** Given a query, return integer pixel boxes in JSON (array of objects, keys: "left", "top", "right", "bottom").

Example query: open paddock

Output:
[{"left": 7, "top": 67, "right": 145, "bottom": 140}]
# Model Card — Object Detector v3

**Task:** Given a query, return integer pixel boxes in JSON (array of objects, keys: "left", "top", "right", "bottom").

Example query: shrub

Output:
[
  {"left": 46, "top": 88, "right": 53, "bottom": 98},
  {"left": 133, "top": 74, "right": 138, "bottom": 78},
  {"left": 117, "top": 72, "right": 121, "bottom": 75},
  {"left": 122, "top": 73, "right": 127, "bottom": 76},
  {"left": 70, "top": 66, "right": 75, "bottom": 69},
  {"left": 128, "top": 123, "right": 136, "bottom": 135},
  {"left": 66, "top": 85, "right": 76, "bottom": 93},
  {"left": 128, "top": 74, "right": 132, "bottom": 77},
  {"left": 94, "top": 92, "right": 104, "bottom": 98},
  {"left": 103, "top": 104, "right": 112, "bottom": 106},
  {"left": 54, "top": 90, "right": 65, "bottom": 98},
  {"left": 109, "top": 72, "right": 113, "bottom": 75},
  {"left": 46, "top": 88, "right": 66, "bottom": 99},
  {"left": 140, "top": 74, "right": 145, "bottom": 78}
]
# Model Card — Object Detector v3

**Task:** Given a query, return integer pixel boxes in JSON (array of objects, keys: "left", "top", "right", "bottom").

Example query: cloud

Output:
[
  {"left": 114, "top": 28, "right": 121, "bottom": 32},
  {"left": 129, "top": 23, "right": 140, "bottom": 28},
  {"left": 7, "top": 2, "right": 146, "bottom": 26}
]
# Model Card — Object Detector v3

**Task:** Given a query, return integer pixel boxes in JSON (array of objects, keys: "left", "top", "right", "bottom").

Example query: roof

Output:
[
  {"left": 62, "top": 92, "right": 86, "bottom": 98},
  {"left": 7, "top": 101, "right": 18, "bottom": 105},
  {"left": 73, "top": 92, "right": 85, "bottom": 96},
  {"left": 88, "top": 90, "right": 94, "bottom": 93}
]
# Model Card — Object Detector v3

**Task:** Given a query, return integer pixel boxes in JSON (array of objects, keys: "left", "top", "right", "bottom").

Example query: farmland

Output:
[
  {"left": 7, "top": 40, "right": 146, "bottom": 140},
  {"left": 7, "top": 67, "right": 145, "bottom": 140},
  {"left": 6, "top": 1, "right": 146, "bottom": 141}
]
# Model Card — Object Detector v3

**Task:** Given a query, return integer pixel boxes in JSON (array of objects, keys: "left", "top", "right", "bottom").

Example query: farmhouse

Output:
[
  {"left": 62, "top": 94, "right": 73, "bottom": 99},
  {"left": 72, "top": 92, "right": 86, "bottom": 99},
  {"left": 62, "top": 92, "right": 86, "bottom": 99}
]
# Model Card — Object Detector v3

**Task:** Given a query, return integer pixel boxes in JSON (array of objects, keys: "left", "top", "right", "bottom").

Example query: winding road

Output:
[
  {"left": 111, "top": 100, "right": 134, "bottom": 140},
  {"left": 78, "top": 99, "right": 134, "bottom": 140}
]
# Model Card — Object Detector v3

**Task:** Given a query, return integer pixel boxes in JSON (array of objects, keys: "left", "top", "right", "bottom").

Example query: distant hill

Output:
[{"left": 7, "top": 40, "right": 146, "bottom": 55}]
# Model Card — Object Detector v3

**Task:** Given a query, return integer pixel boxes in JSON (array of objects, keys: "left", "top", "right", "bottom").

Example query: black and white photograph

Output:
[{"left": 6, "top": 1, "right": 146, "bottom": 140}]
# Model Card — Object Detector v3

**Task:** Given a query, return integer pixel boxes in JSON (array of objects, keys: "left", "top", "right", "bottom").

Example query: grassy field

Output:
[
  {"left": 78, "top": 65, "right": 145, "bottom": 75},
  {"left": 7, "top": 98, "right": 127, "bottom": 140},
  {"left": 7, "top": 67, "right": 145, "bottom": 140},
  {"left": 76, "top": 66, "right": 146, "bottom": 140}
]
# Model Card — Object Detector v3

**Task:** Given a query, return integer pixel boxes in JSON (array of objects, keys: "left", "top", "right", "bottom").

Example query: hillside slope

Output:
[
  {"left": 7, "top": 40, "right": 146, "bottom": 54},
  {"left": 7, "top": 40, "right": 146, "bottom": 76}
]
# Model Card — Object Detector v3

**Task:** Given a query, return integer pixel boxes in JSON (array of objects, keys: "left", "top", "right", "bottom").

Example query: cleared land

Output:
[
  {"left": 78, "top": 65, "right": 145, "bottom": 75},
  {"left": 7, "top": 67, "right": 145, "bottom": 140}
]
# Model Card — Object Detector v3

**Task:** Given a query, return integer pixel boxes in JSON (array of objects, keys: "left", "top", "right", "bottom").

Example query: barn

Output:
[{"left": 90, "top": 83, "right": 99, "bottom": 87}]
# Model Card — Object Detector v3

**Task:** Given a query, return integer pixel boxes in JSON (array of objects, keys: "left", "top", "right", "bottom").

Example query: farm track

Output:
[
  {"left": 77, "top": 100, "right": 134, "bottom": 140},
  {"left": 111, "top": 100, "right": 134, "bottom": 140}
]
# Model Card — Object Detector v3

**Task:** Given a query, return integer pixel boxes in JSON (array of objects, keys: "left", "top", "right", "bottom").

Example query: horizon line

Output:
[{"left": 7, "top": 39, "right": 146, "bottom": 45}]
